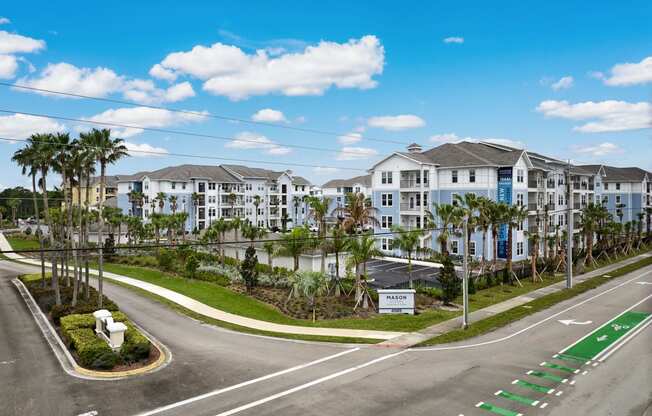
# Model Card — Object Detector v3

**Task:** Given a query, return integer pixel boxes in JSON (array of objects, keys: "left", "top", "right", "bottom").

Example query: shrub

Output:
[
  {"left": 468, "top": 275, "right": 476, "bottom": 294},
  {"left": 439, "top": 256, "right": 461, "bottom": 304},
  {"left": 60, "top": 314, "right": 96, "bottom": 339},
  {"left": 185, "top": 255, "right": 200, "bottom": 279},
  {"left": 417, "top": 287, "right": 444, "bottom": 300},
  {"left": 157, "top": 249, "right": 175, "bottom": 271},
  {"left": 93, "top": 351, "right": 119, "bottom": 369},
  {"left": 120, "top": 322, "right": 150, "bottom": 363},
  {"left": 240, "top": 246, "right": 259, "bottom": 293},
  {"left": 193, "top": 270, "right": 230, "bottom": 286},
  {"left": 67, "top": 328, "right": 115, "bottom": 368},
  {"left": 24, "top": 226, "right": 32, "bottom": 235}
]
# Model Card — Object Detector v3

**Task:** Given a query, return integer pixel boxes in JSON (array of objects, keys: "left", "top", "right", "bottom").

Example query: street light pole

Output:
[
  {"left": 462, "top": 215, "right": 469, "bottom": 329},
  {"left": 566, "top": 160, "right": 573, "bottom": 289}
]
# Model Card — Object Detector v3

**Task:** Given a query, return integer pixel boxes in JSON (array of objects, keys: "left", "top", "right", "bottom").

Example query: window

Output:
[
  {"left": 615, "top": 183, "right": 620, "bottom": 190},
  {"left": 209, "top": 183, "right": 216, "bottom": 190},
  {"left": 517, "top": 169, "right": 524, "bottom": 183},
  {"left": 558, "top": 194, "right": 563, "bottom": 205},
  {"left": 452, "top": 170, "right": 458, "bottom": 183},
  {"left": 517, "top": 221, "right": 523, "bottom": 231},
  {"left": 381, "top": 171, "right": 393, "bottom": 184},
  {"left": 198, "top": 182, "right": 205, "bottom": 192},
  {"left": 381, "top": 215, "right": 393, "bottom": 229},
  {"left": 452, "top": 193, "right": 459, "bottom": 206},
  {"left": 381, "top": 193, "right": 393, "bottom": 207},
  {"left": 516, "top": 193, "right": 524, "bottom": 206},
  {"left": 469, "top": 169, "right": 476, "bottom": 183},
  {"left": 381, "top": 238, "right": 393, "bottom": 251},
  {"left": 337, "top": 187, "right": 342, "bottom": 193},
  {"left": 516, "top": 242, "right": 524, "bottom": 256},
  {"left": 604, "top": 183, "right": 609, "bottom": 190},
  {"left": 171, "top": 182, "right": 176, "bottom": 190},
  {"left": 144, "top": 209, "right": 149, "bottom": 217},
  {"left": 182, "top": 183, "right": 186, "bottom": 190},
  {"left": 469, "top": 241, "right": 476, "bottom": 256},
  {"left": 355, "top": 186, "right": 361, "bottom": 193},
  {"left": 451, "top": 240, "right": 459, "bottom": 255},
  {"left": 615, "top": 195, "right": 621, "bottom": 204}
]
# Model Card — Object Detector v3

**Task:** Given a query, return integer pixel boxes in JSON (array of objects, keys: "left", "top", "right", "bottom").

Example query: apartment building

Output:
[
  {"left": 321, "top": 174, "right": 372, "bottom": 220},
  {"left": 368, "top": 141, "right": 597, "bottom": 261},
  {"left": 116, "top": 164, "right": 313, "bottom": 232},
  {"left": 70, "top": 175, "right": 120, "bottom": 208},
  {"left": 580, "top": 165, "right": 651, "bottom": 225}
]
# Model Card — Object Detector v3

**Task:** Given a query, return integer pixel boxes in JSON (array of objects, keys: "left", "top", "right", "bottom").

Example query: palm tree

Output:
[
  {"left": 454, "top": 193, "right": 480, "bottom": 261},
  {"left": 488, "top": 202, "right": 509, "bottom": 271},
  {"left": 290, "top": 271, "right": 329, "bottom": 322},
  {"left": 476, "top": 197, "right": 492, "bottom": 268},
  {"left": 6, "top": 198, "right": 19, "bottom": 225},
  {"left": 169, "top": 195, "right": 178, "bottom": 214},
  {"left": 156, "top": 191, "right": 167, "bottom": 213},
  {"left": 190, "top": 192, "right": 201, "bottom": 232},
  {"left": 526, "top": 230, "right": 541, "bottom": 282},
  {"left": 280, "top": 212, "right": 292, "bottom": 232},
  {"left": 505, "top": 204, "right": 528, "bottom": 281},
  {"left": 253, "top": 195, "right": 262, "bottom": 227},
  {"left": 429, "top": 203, "right": 462, "bottom": 255},
  {"left": 212, "top": 218, "right": 230, "bottom": 266},
  {"left": 308, "top": 196, "right": 331, "bottom": 273},
  {"left": 346, "top": 233, "right": 382, "bottom": 309},
  {"left": 391, "top": 225, "right": 423, "bottom": 288},
  {"left": 580, "top": 203, "right": 601, "bottom": 266},
  {"left": 292, "top": 195, "right": 301, "bottom": 224},
  {"left": 334, "top": 193, "right": 379, "bottom": 233},
  {"left": 241, "top": 220, "right": 266, "bottom": 247},
  {"left": 263, "top": 241, "right": 276, "bottom": 270},
  {"left": 12, "top": 142, "right": 47, "bottom": 287},
  {"left": 325, "top": 226, "right": 349, "bottom": 296},
  {"left": 83, "top": 128, "right": 128, "bottom": 308},
  {"left": 231, "top": 217, "right": 242, "bottom": 261},
  {"left": 279, "top": 226, "right": 312, "bottom": 271}
]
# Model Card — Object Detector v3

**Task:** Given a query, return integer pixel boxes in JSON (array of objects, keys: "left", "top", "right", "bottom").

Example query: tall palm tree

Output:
[
  {"left": 253, "top": 195, "right": 262, "bottom": 227},
  {"left": 169, "top": 195, "right": 178, "bottom": 214},
  {"left": 279, "top": 226, "right": 312, "bottom": 271},
  {"left": 308, "top": 196, "right": 331, "bottom": 272},
  {"left": 429, "top": 203, "right": 462, "bottom": 255},
  {"left": 155, "top": 191, "right": 167, "bottom": 213},
  {"left": 454, "top": 193, "right": 480, "bottom": 260},
  {"left": 488, "top": 201, "right": 509, "bottom": 271},
  {"left": 190, "top": 192, "right": 201, "bottom": 232},
  {"left": 476, "top": 197, "right": 492, "bottom": 267},
  {"left": 391, "top": 225, "right": 423, "bottom": 288},
  {"left": 241, "top": 220, "right": 267, "bottom": 247},
  {"left": 334, "top": 193, "right": 379, "bottom": 233},
  {"left": 83, "top": 128, "right": 128, "bottom": 308},
  {"left": 231, "top": 216, "right": 242, "bottom": 261},
  {"left": 346, "top": 233, "right": 382, "bottom": 308},
  {"left": 525, "top": 230, "right": 541, "bottom": 282},
  {"left": 325, "top": 226, "right": 349, "bottom": 296},
  {"left": 263, "top": 241, "right": 276, "bottom": 270},
  {"left": 78, "top": 132, "right": 98, "bottom": 300},
  {"left": 212, "top": 217, "right": 230, "bottom": 266},
  {"left": 506, "top": 204, "right": 528, "bottom": 280},
  {"left": 12, "top": 142, "right": 47, "bottom": 287}
]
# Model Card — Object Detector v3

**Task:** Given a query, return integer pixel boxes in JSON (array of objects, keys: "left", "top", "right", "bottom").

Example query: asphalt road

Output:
[
  {"left": 366, "top": 258, "right": 440, "bottom": 289},
  {"left": 1, "top": 259, "right": 650, "bottom": 416}
]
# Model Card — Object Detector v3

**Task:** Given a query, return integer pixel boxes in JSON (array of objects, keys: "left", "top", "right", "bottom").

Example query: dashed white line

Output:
[
  {"left": 555, "top": 390, "right": 563, "bottom": 396},
  {"left": 540, "top": 403, "right": 549, "bottom": 409}
]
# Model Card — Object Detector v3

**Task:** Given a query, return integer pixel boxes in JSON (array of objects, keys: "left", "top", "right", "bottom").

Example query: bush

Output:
[
  {"left": 157, "top": 249, "right": 175, "bottom": 271},
  {"left": 468, "top": 275, "right": 476, "bottom": 294},
  {"left": 185, "top": 255, "right": 200, "bottom": 279},
  {"left": 439, "top": 256, "right": 461, "bottom": 304},
  {"left": 67, "top": 328, "right": 114, "bottom": 368},
  {"left": 60, "top": 314, "right": 96, "bottom": 339},
  {"left": 193, "top": 270, "right": 230, "bottom": 286},
  {"left": 120, "top": 322, "right": 150, "bottom": 363},
  {"left": 240, "top": 246, "right": 259, "bottom": 293},
  {"left": 417, "top": 287, "right": 444, "bottom": 300},
  {"left": 24, "top": 226, "right": 32, "bottom": 235},
  {"left": 93, "top": 351, "right": 119, "bottom": 369}
]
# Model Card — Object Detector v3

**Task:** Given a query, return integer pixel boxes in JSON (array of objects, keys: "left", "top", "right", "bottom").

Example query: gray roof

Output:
[
  {"left": 143, "top": 164, "right": 242, "bottom": 183},
  {"left": 292, "top": 176, "right": 311, "bottom": 186},
  {"left": 418, "top": 141, "right": 524, "bottom": 168},
  {"left": 87, "top": 175, "right": 120, "bottom": 187},
  {"left": 322, "top": 174, "right": 371, "bottom": 189},
  {"left": 221, "top": 164, "right": 287, "bottom": 181},
  {"left": 585, "top": 165, "right": 650, "bottom": 182}
]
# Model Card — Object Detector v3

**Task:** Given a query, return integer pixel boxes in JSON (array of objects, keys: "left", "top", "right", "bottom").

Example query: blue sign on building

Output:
[{"left": 497, "top": 167, "right": 512, "bottom": 258}]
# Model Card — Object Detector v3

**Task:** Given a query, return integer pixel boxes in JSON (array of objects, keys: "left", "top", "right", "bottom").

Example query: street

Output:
[{"left": 1, "top": 259, "right": 650, "bottom": 416}]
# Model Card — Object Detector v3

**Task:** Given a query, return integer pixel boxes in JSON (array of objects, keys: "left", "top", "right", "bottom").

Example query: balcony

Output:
[
  {"left": 528, "top": 226, "right": 539, "bottom": 234},
  {"left": 573, "top": 202, "right": 581, "bottom": 210},
  {"left": 400, "top": 202, "right": 423, "bottom": 212},
  {"left": 528, "top": 203, "right": 541, "bottom": 212},
  {"left": 528, "top": 179, "right": 540, "bottom": 188},
  {"left": 400, "top": 179, "right": 425, "bottom": 188}
]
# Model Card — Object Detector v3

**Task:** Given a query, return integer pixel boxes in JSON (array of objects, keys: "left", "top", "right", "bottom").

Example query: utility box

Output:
[
  {"left": 93, "top": 309, "right": 127, "bottom": 350},
  {"left": 93, "top": 309, "right": 112, "bottom": 334},
  {"left": 378, "top": 289, "right": 416, "bottom": 315}
]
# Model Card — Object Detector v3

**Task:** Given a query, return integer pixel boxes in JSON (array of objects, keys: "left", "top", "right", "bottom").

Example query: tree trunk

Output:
[
  {"left": 84, "top": 174, "right": 91, "bottom": 301},
  {"left": 30, "top": 174, "right": 46, "bottom": 289},
  {"left": 97, "top": 163, "right": 106, "bottom": 308},
  {"left": 40, "top": 171, "right": 60, "bottom": 305},
  {"left": 507, "top": 225, "right": 514, "bottom": 276},
  {"left": 492, "top": 229, "right": 498, "bottom": 270}
]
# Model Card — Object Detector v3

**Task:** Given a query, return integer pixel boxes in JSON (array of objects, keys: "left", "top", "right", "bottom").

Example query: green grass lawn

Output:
[{"left": 6, "top": 236, "right": 41, "bottom": 251}]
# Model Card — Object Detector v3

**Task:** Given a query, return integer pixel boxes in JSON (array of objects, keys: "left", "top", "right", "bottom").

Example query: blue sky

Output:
[{"left": 1, "top": 1, "right": 651, "bottom": 189}]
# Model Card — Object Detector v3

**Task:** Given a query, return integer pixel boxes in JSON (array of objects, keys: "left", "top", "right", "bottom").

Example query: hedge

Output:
[
  {"left": 67, "top": 328, "right": 116, "bottom": 369},
  {"left": 60, "top": 314, "right": 96, "bottom": 340},
  {"left": 120, "top": 322, "right": 150, "bottom": 363}
]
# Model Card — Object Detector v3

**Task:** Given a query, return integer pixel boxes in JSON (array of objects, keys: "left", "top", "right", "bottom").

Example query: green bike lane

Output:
[{"left": 470, "top": 302, "right": 652, "bottom": 416}]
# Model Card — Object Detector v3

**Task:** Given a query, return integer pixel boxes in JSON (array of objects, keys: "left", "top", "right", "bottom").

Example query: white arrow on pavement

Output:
[
  {"left": 636, "top": 282, "right": 652, "bottom": 285},
  {"left": 558, "top": 319, "right": 593, "bottom": 326},
  {"left": 597, "top": 335, "right": 608, "bottom": 342}
]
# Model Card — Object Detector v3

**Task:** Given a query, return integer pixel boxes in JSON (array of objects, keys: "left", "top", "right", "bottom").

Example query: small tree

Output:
[
  {"left": 439, "top": 256, "right": 460, "bottom": 304},
  {"left": 263, "top": 241, "right": 275, "bottom": 270},
  {"left": 240, "top": 245, "right": 259, "bottom": 293},
  {"left": 185, "top": 254, "right": 199, "bottom": 279},
  {"left": 290, "top": 271, "right": 329, "bottom": 322}
]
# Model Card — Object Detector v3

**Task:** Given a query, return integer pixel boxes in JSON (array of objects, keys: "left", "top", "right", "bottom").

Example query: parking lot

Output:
[{"left": 366, "top": 258, "right": 441, "bottom": 289}]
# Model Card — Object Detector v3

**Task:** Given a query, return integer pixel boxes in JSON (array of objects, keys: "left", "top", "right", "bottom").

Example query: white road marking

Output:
[
  {"left": 0, "top": 359, "right": 16, "bottom": 365},
  {"left": 582, "top": 370, "right": 589, "bottom": 375},
  {"left": 76, "top": 412, "right": 98, "bottom": 416},
  {"left": 597, "top": 316, "right": 652, "bottom": 362},
  {"left": 494, "top": 390, "right": 502, "bottom": 395},
  {"left": 212, "top": 350, "right": 407, "bottom": 416},
  {"left": 562, "top": 378, "right": 568, "bottom": 383},
  {"left": 135, "top": 348, "right": 360, "bottom": 416},
  {"left": 570, "top": 380, "right": 576, "bottom": 385},
  {"left": 413, "top": 270, "right": 652, "bottom": 352},
  {"left": 532, "top": 400, "right": 539, "bottom": 406},
  {"left": 475, "top": 402, "right": 484, "bottom": 407},
  {"left": 511, "top": 379, "right": 519, "bottom": 384},
  {"left": 540, "top": 402, "right": 548, "bottom": 409},
  {"left": 556, "top": 390, "right": 563, "bottom": 396},
  {"left": 592, "top": 362, "right": 599, "bottom": 367}
]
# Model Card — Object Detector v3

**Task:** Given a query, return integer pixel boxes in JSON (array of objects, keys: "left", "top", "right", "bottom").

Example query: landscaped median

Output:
[{"left": 415, "top": 254, "right": 652, "bottom": 347}]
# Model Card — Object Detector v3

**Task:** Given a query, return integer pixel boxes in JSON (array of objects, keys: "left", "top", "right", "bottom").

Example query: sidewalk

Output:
[
  {"left": 0, "top": 233, "right": 404, "bottom": 341},
  {"left": 381, "top": 251, "right": 652, "bottom": 347}
]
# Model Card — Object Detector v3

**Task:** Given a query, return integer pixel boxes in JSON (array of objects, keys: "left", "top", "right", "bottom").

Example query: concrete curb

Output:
[{"left": 12, "top": 277, "right": 171, "bottom": 381}]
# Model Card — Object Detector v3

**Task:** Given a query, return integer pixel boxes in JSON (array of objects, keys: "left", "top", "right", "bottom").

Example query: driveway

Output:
[{"left": 365, "top": 259, "right": 440, "bottom": 289}]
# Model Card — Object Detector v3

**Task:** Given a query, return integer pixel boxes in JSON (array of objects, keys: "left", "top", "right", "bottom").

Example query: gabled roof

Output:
[
  {"left": 596, "top": 166, "right": 649, "bottom": 182},
  {"left": 143, "top": 164, "right": 242, "bottom": 183},
  {"left": 322, "top": 174, "right": 371, "bottom": 189},
  {"left": 292, "top": 176, "right": 311, "bottom": 186},
  {"left": 420, "top": 141, "right": 525, "bottom": 168},
  {"left": 221, "top": 164, "right": 285, "bottom": 181}
]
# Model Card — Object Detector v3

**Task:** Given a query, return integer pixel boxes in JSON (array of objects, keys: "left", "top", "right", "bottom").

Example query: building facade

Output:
[
  {"left": 321, "top": 174, "right": 372, "bottom": 220},
  {"left": 116, "top": 164, "right": 314, "bottom": 232}
]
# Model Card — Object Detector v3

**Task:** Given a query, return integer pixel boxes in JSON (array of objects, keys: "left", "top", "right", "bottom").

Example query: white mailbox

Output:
[
  {"left": 93, "top": 309, "right": 112, "bottom": 333},
  {"left": 92, "top": 309, "right": 127, "bottom": 350},
  {"left": 378, "top": 289, "right": 416, "bottom": 315}
]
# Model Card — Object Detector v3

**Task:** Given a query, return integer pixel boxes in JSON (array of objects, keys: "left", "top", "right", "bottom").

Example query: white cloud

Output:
[
  {"left": 336, "top": 146, "right": 378, "bottom": 160},
  {"left": 295, "top": 116, "right": 306, "bottom": 123},
  {"left": 18, "top": 62, "right": 123, "bottom": 97},
  {"left": 536, "top": 100, "right": 652, "bottom": 133},
  {"left": 251, "top": 108, "right": 287, "bottom": 123},
  {"left": 225, "top": 131, "right": 291, "bottom": 155},
  {"left": 571, "top": 142, "right": 624, "bottom": 157},
  {"left": 367, "top": 114, "right": 425, "bottom": 131},
  {"left": 0, "top": 18, "right": 10, "bottom": 25},
  {"left": 152, "top": 35, "right": 385, "bottom": 100},
  {"left": 0, "top": 54, "right": 17, "bottom": 79},
  {"left": 601, "top": 56, "right": 652, "bottom": 86},
  {"left": 124, "top": 141, "right": 169, "bottom": 157},
  {"left": 0, "top": 30, "right": 45, "bottom": 54},
  {"left": 551, "top": 76, "right": 574, "bottom": 91},
  {"left": 83, "top": 107, "right": 207, "bottom": 138},
  {"left": 149, "top": 63, "right": 178, "bottom": 82},
  {"left": 338, "top": 131, "right": 363, "bottom": 145},
  {"left": 0, "top": 113, "right": 65, "bottom": 142},
  {"left": 430, "top": 133, "right": 462, "bottom": 143},
  {"left": 313, "top": 166, "right": 339, "bottom": 174},
  {"left": 443, "top": 37, "right": 464, "bottom": 44},
  {"left": 123, "top": 80, "right": 195, "bottom": 104}
]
